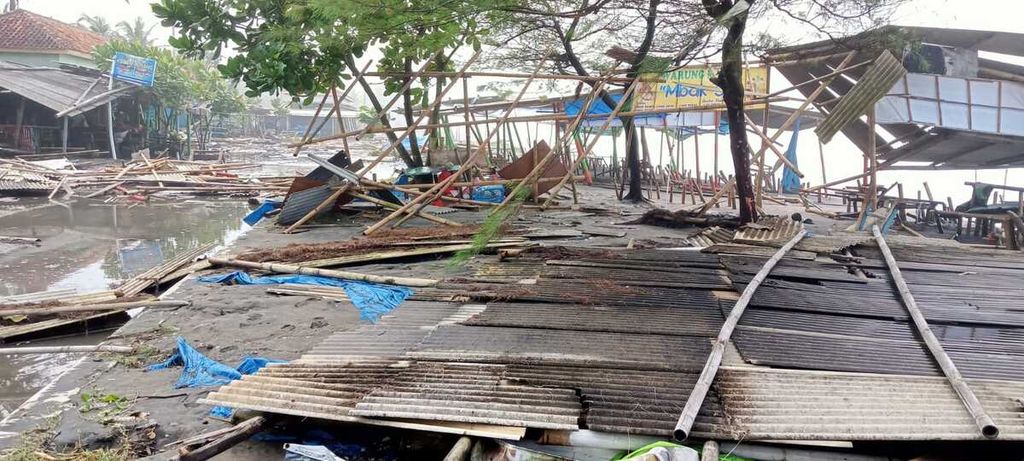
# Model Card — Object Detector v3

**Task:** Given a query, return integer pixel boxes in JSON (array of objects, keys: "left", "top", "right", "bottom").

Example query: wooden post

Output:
[
  {"left": 13, "top": 96, "right": 25, "bottom": 150},
  {"left": 871, "top": 225, "right": 999, "bottom": 439},
  {"left": 693, "top": 127, "right": 701, "bottom": 194},
  {"left": 331, "top": 86, "right": 352, "bottom": 154},
  {"left": 713, "top": 114, "right": 720, "bottom": 189},
  {"left": 292, "top": 91, "right": 331, "bottom": 156},
  {"left": 62, "top": 116, "right": 69, "bottom": 153},
  {"left": 673, "top": 229, "right": 808, "bottom": 441},
  {"left": 867, "top": 106, "right": 879, "bottom": 211}
]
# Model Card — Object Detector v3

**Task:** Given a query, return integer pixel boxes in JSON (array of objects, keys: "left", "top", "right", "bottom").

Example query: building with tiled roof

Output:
[{"left": 0, "top": 9, "right": 107, "bottom": 68}]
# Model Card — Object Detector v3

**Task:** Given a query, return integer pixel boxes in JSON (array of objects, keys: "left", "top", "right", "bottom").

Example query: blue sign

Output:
[{"left": 112, "top": 52, "right": 157, "bottom": 87}]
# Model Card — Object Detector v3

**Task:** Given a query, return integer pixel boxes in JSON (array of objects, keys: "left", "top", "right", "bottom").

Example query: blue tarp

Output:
[
  {"left": 243, "top": 200, "right": 282, "bottom": 226},
  {"left": 199, "top": 271, "right": 413, "bottom": 323},
  {"left": 564, "top": 93, "right": 664, "bottom": 128},
  {"left": 147, "top": 337, "right": 284, "bottom": 388},
  {"left": 781, "top": 120, "right": 801, "bottom": 194}
]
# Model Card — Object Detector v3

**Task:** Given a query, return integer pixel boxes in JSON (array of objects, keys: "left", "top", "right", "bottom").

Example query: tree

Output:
[
  {"left": 153, "top": 0, "right": 510, "bottom": 168},
  {"left": 117, "top": 17, "right": 156, "bottom": 46},
  {"left": 699, "top": 0, "right": 902, "bottom": 222},
  {"left": 484, "top": 0, "right": 718, "bottom": 201},
  {"left": 78, "top": 14, "right": 114, "bottom": 37}
]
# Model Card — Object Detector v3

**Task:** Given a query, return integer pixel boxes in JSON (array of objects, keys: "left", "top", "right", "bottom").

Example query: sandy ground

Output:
[{"left": 0, "top": 182, "right": 856, "bottom": 459}]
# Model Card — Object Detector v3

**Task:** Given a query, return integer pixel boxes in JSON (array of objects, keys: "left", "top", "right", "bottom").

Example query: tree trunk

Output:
[
  {"left": 403, "top": 58, "right": 424, "bottom": 167},
  {"left": 622, "top": 115, "right": 644, "bottom": 201},
  {"left": 715, "top": 10, "right": 756, "bottom": 223},
  {"left": 342, "top": 54, "right": 417, "bottom": 168}
]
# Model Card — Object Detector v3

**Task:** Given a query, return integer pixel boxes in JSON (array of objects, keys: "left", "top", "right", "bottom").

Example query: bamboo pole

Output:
[
  {"left": 499, "top": 68, "right": 616, "bottom": 209},
  {"left": 0, "top": 345, "right": 133, "bottom": 355},
  {"left": 363, "top": 49, "right": 551, "bottom": 235},
  {"left": 207, "top": 258, "right": 437, "bottom": 287},
  {"left": 541, "top": 81, "right": 641, "bottom": 208},
  {"left": 0, "top": 300, "right": 187, "bottom": 317},
  {"left": 871, "top": 224, "right": 999, "bottom": 439},
  {"left": 754, "top": 52, "right": 856, "bottom": 173},
  {"left": 348, "top": 191, "right": 462, "bottom": 227},
  {"left": 331, "top": 86, "right": 352, "bottom": 154},
  {"left": 673, "top": 229, "right": 808, "bottom": 441},
  {"left": 291, "top": 91, "right": 331, "bottom": 156}
]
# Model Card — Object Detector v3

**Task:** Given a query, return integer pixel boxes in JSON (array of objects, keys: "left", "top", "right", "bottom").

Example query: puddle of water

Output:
[
  {"left": 0, "top": 332, "right": 108, "bottom": 417},
  {"left": 0, "top": 198, "right": 252, "bottom": 411},
  {"left": 0, "top": 199, "right": 251, "bottom": 297}
]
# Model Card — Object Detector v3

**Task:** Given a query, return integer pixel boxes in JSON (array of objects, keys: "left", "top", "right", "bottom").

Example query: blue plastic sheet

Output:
[
  {"left": 199, "top": 272, "right": 413, "bottom": 323},
  {"left": 244, "top": 200, "right": 282, "bottom": 226},
  {"left": 781, "top": 119, "right": 801, "bottom": 194},
  {"left": 147, "top": 337, "right": 284, "bottom": 388}
]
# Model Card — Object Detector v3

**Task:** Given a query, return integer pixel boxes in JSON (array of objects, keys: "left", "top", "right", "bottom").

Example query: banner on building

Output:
[
  {"left": 634, "top": 65, "right": 768, "bottom": 112},
  {"left": 112, "top": 52, "right": 158, "bottom": 87}
]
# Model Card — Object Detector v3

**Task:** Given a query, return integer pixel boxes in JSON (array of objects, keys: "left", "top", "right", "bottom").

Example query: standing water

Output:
[{"left": 0, "top": 198, "right": 251, "bottom": 412}]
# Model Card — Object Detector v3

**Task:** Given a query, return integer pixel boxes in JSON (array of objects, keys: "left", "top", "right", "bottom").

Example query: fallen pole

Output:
[
  {"left": 0, "top": 345, "right": 133, "bottom": 355},
  {"left": 871, "top": 224, "right": 999, "bottom": 439},
  {"left": 0, "top": 299, "right": 188, "bottom": 317},
  {"left": 207, "top": 257, "right": 438, "bottom": 287},
  {"left": 673, "top": 228, "right": 807, "bottom": 441},
  {"left": 442, "top": 436, "right": 473, "bottom": 461}
]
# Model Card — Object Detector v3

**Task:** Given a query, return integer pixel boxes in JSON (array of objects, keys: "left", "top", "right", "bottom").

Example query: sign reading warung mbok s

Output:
[
  {"left": 112, "top": 52, "right": 158, "bottom": 87},
  {"left": 635, "top": 66, "right": 768, "bottom": 111}
]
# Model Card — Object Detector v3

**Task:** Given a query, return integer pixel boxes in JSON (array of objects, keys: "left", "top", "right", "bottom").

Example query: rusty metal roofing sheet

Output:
[
  {"left": 277, "top": 183, "right": 334, "bottom": 225},
  {"left": 733, "top": 217, "right": 801, "bottom": 245},
  {"left": 409, "top": 325, "right": 712, "bottom": 371},
  {"left": 732, "top": 327, "right": 1024, "bottom": 381},
  {"left": 463, "top": 302, "right": 725, "bottom": 337},
  {"left": 350, "top": 362, "right": 581, "bottom": 430},
  {"left": 714, "top": 367, "right": 1024, "bottom": 440}
]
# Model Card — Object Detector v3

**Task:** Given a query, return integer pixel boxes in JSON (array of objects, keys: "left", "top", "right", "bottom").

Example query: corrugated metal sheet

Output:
[
  {"left": 681, "top": 226, "right": 735, "bottom": 248},
  {"left": 0, "top": 180, "right": 53, "bottom": 192},
  {"left": 463, "top": 302, "right": 724, "bottom": 337},
  {"left": 409, "top": 325, "right": 712, "bottom": 371},
  {"left": 714, "top": 367, "right": 1024, "bottom": 440},
  {"left": 733, "top": 217, "right": 802, "bottom": 245},
  {"left": 277, "top": 183, "right": 334, "bottom": 225},
  {"left": 816, "top": 50, "right": 907, "bottom": 143},
  {"left": 351, "top": 362, "right": 581, "bottom": 429}
]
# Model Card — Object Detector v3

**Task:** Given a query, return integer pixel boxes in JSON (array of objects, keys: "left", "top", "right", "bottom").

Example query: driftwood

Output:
[{"left": 177, "top": 416, "right": 268, "bottom": 461}]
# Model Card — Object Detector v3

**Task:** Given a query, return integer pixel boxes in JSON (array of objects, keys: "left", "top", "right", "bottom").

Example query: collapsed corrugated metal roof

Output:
[
  {"left": 765, "top": 26, "right": 1024, "bottom": 170},
  {"left": 202, "top": 239, "right": 1024, "bottom": 442},
  {"left": 0, "top": 61, "right": 137, "bottom": 117}
]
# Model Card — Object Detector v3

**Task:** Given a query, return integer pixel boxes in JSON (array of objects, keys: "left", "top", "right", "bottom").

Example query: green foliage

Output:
[
  {"left": 93, "top": 38, "right": 246, "bottom": 114},
  {"left": 153, "top": 0, "right": 517, "bottom": 102},
  {"left": 449, "top": 186, "right": 530, "bottom": 266}
]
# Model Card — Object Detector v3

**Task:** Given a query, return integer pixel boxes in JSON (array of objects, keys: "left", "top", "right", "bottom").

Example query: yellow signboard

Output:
[{"left": 634, "top": 66, "right": 768, "bottom": 111}]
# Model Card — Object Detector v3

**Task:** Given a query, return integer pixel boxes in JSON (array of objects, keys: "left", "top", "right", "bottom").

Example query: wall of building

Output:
[{"left": 0, "top": 51, "right": 95, "bottom": 68}]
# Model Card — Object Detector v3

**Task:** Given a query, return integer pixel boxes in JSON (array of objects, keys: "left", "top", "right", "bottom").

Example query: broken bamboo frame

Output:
[
  {"left": 753, "top": 52, "right": 856, "bottom": 172},
  {"left": 348, "top": 191, "right": 462, "bottom": 227},
  {"left": 292, "top": 60, "right": 373, "bottom": 156},
  {"left": 363, "top": 49, "right": 551, "bottom": 235},
  {"left": 871, "top": 224, "right": 999, "bottom": 438},
  {"left": 283, "top": 53, "right": 481, "bottom": 233},
  {"left": 743, "top": 113, "right": 803, "bottom": 178},
  {"left": 499, "top": 68, "right": 618, "bottom": 209},
  {"left": 673, "top": 228, "right": 808, "bottom": 441},
  {"left": 207, "top": 257, "right": 438, "bottom": 287},
  {"left": 541, "top": 81, "right": 639, "bottom": 209}
]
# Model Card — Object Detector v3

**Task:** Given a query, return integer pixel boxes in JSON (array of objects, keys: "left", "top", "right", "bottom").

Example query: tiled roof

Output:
[{"left": 0, "top": 9, "right": 106, "bottom": 55}]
